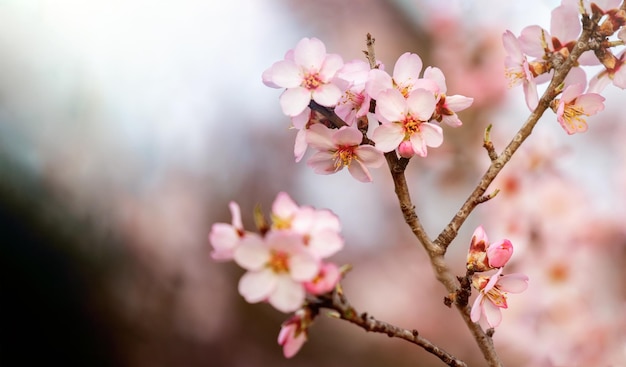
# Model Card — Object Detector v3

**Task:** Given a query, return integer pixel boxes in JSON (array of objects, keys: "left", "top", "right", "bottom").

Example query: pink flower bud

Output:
[
  {"left": 487, "top": 239, "right": 513, "bottom": 268},
  {"left": 398, "top": 140, "right": 416, "bottom": 158}
]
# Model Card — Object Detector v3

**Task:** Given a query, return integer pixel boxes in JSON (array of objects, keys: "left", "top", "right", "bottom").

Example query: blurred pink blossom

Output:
[
  {"left": 208, "top": 201, "right": 245, "bottom": 261},
  {"left": 234, "top": 231, "right": 320, "bottom": 313}
]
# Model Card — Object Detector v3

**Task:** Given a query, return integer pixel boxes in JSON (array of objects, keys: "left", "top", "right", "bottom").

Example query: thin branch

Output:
[
  {"left": 384, "top": 151, "right": 502, "bottom": 367},
  {"left": 311, "top": 288, "right": 467, "bottom": 367},
  {"left": 433, "top": 16, "right": 598, "bottom": 252}
]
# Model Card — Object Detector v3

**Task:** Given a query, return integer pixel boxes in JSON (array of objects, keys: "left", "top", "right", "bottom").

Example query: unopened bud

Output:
[{"left": 487, "top": 239, "right": 513, "bottom": 268}]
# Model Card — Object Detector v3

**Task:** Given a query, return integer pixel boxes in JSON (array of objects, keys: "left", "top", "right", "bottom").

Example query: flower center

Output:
[
  {"left": 403, "top": 115, "right": 421, "bottom": 138},
  {"left": 271, "top": 214, "right": 292, "bottom": 230},
  {"left": 268, "top": 250, "right": 290, "bottom": 273},
  {"left": 333, "top": 146, "right": 356, "bottom": 169},
  {"left": 302, "top": 72, "right": 323, "bottom": 90},
  {"left": 563, "top": 103, "right": 588, "bottom": 131}
]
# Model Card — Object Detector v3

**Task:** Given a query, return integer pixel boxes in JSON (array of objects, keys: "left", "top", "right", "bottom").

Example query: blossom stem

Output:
[{"left": 311, "top": 288, "right": 467, "bottom": 367}]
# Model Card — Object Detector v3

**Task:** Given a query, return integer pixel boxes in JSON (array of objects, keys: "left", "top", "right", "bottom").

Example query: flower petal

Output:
[
  {"left": 272, "top": 60, "right": 303, "bottom": 88},
  {"left": 347, "top": 160, "right": 372, "bottom": 182},
  {"left": 470, "top": 293, "right": 484, "bottom": 323},
  {"left": 393, "top": 52, "right": 423, "bottom": 86},
  {"left": 238, "top": 269, "right": 277, "bottom": 303},
  {"left": 372, "top": 123, "right": 404, "bottom": 152},
  {"left": 497, "top": 273, "right": 529, "bottom": 293},
  {"left": 355, "top": 145, "right": 385, "bottom": 167},
  {"left": 407, "top": 89, "right": 436, "bottom": 121},
  {"left": 306, "top": 124, "right": 336, "bottom": 150},
  {"left": 376, "top": 88, "right": 408, "bottom": 122},
  {"left": 312, "top": 83, "right": 342, "bottom": 107},
  {"left": 280, "top": 87, "right": 311, "bottom": 117},
  {"left": 234, "top": 234, "right": 269, "bottom": 270},
  {"left": 307, "top": 151, "right": 338, "bottom": 174},
  {"left": 269, "top": 275, "right": 306, "bottom": 313},
  {"left": 294, "top": 37, "right": 326, "bottom": 70},
  {"left": 483, "top": 297, "right": 503, "bottom": 328},
  {"left": 420, "top": 123, "right": 444, "bottom": 148}
]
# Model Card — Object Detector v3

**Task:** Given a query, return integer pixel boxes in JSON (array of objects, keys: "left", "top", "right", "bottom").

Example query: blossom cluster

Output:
[
  {"left": 208, "top": 192, "right": 344, "bottom": 357},
  {"left": 466, "top": 226, "right": 529, "bottom": 329},
  {"left": 262, "top": 37, "right": 473, "bottom": 182},
  {"left": 503, "top": 0, "right": 626, "bottom": 134}
]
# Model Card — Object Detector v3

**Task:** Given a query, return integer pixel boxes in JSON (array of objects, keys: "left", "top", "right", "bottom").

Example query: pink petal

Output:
[
  {"left": 294, "top": 128, "right": 308, "bottom": 163},
  {"left": 365, "top": 69, "right": 393, "bottom": 99},
  {"left": 613, "top": 64, "right": 626, "bottom": 89},
  {"left": 312, "top": 83, "right": 342, "bottom": 107},
  {"left": 229, "top": 201, "right": 243, "bottom": 229},
  {"left": 209, "top": 223, "right": 239, "bottom": 261},
  {"left": 375, "top": 88, "right": 407, "bottom": 122},
  {"left": 483, "top": 298, "right": 503, "bottom": 328},
  {"left": 234, "top": 234, "right": 269, "bottom": 270},
  {"left": 347, "top": 161, "right": 372, "bottom": 182},
  {"left": 319, "top": 54, "right": 344, "bottom": 81},
  {"left": 502, "top": 30, "right": 523, "bottom": 61},
  {"left": 563, "top": 67, "right": 588, "bottom": 90},
  {"left": 550, "top": 4, "right": 581, "bottom": 42},
  {"left": 355, "top": 145, "right": 385, "bottom": 167},
  {"left": 445, "top": 95, "right": 473, "bottom": 112},
  {"left": 289, "top": 251, "right": 320, "bottom": 281},
  {"left": 393, "top": 52, "right": 423, "bottom": 85},
  {"left": 306, "top": 124, "right": 336, "bottom": 150},
  {"left": 423, "top": 66, "right": 447, "bottom": 93},
  {"left": 487, "top": 239, "right": 513, "bottom": 268},
  {"left": 307, "top": 230, "right": 344, "bottom": 258},
  {"left": 291, "top": 108, "right": 311, "bottom": 130},
  {"left": 268, "top": 275, "right": 306, "bottom": 313},
  {"left": 280, "top": 325, "right": 307, "bottom": 358},
  {"left": 332, "top": 126, "right": 362, "bottom": 146},
  {"left": 372, "top": 123, "right": 404, "bottom": 152},
  {"left": 262, "top": 62, "right": 281, "bottom": 88},
  {"left": 576, "top": 93, "right": 605, "bottom": 115},
  {"left": 406, "top": 89, "right": 436, "bottom": 121},
  {"left": 294, "top": 37, "right": 326, "bottom": 70},
  {"left": 238, "top": 269, "right": 277, "bottom": 303},
  {"left": 497, "top": 273, "right": 529, "bottom": 293},
  {"left": 518, "top": 26, "right": 548, "bottom": 57},
  {"left": 272, "top": 60, "right": 304, "bottom": 88},
  {"left": 409, "top": 133, "right": 427, "bottom": 157},
  {"left": 470, "top": 293, "right": 484, "bottom": 323},
  {"left": 561, "top": 83, "right": 585, "bottom": 103},
  {"left": 272, "top": 192, "right": 300, "bottom": 219},
  {"left": 523, "top": 80, "right": 539, "bottom": 111},
  {"left": 420, "top": 123, "right": 444, "bottom": 148},
  {"left": 307, "top": 151, "right": 337, "bottom": 174},
  {"left": 280, "top": 87, "right": 312, "bottom": 117}
]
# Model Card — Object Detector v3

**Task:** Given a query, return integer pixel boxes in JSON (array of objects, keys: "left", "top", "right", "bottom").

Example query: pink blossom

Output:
[
  {"left": 555, "top": 83, "right": 605, "bottom": 134},
  {"left": 423, "top": 66, "right": 473, "bottom": 127},
  {"left": 467, "top": 226, "right": 514, "bottom": 271},
  {"left": 588, "top": 50, "right": 626, "bottom": 92},
  {"left": 304, "top": 262, "right": 341, "bottom": 295},
  {"left": 334, "top": 60, "right": 373, "bottom": 126},
  {"left": 269, "top": 37, "right": 344, "bottom": 117},
  {"left": 366, "top": 52, "right": 435, "bottom": 99},
  {"left": 503, "top": 30, "right": 539, "bottom": 110},
  {"left": 372, "top": 88, "right": 442, "bottom": 157},
  {"left": 234, "top": 231, "right": 320, "bottom": 313},
  {"left": 471, "top": 268, "right": 529, "bottom": 328},
  {"left": 306, "top": 124, "right": 385, "bottom": 182},
  {"left": 291, "top": 206, "right": 344, "bottom": 259},
  {"left": 271, "top": 192, "right": 345, "bottom": 259},
  {"left": 278, "top": 309, "right": 312, "bottom": 358},
  {"left": 208, "top": 201, "right": 245, "bottom": 261}
]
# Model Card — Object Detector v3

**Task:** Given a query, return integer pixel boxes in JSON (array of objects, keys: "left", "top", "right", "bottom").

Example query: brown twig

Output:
[{"left": 311, "top": 288, "right": 467, "bottom": 367}]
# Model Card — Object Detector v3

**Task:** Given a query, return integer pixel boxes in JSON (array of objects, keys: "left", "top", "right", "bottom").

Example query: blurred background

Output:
[{"left": 1, "top": 0, "right": 625, "bottom": 366}]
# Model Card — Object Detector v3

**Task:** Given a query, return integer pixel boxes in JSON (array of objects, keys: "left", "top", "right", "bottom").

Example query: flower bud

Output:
[
  {"left": 398, "top": 140, "right": 415, "bottom": 158},
  {"left": 466, "top": 226, "right": 490, "bottom": 272},
  {"left": 487, "top": 239, "right": 513, "bottom": 268}
]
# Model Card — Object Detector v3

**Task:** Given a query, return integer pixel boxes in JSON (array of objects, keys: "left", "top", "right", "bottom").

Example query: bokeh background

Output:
[{"left": 1, "top": 0, "right": 625, "bottom": 366}]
